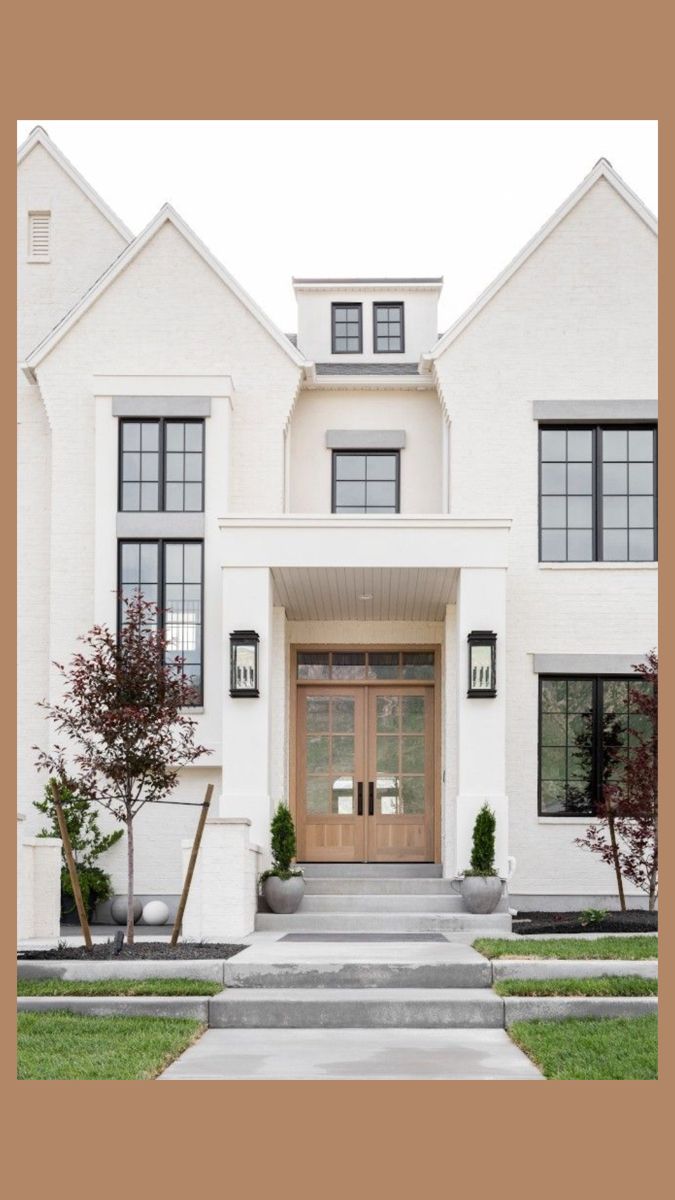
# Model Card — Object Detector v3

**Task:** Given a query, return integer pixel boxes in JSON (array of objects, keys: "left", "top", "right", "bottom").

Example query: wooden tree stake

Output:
[
  {"left": 50, "top": 777, "right": 93, "bottom": 951},
  {"left": 170, "top": 783, "right": 214, "bottom": 946}
]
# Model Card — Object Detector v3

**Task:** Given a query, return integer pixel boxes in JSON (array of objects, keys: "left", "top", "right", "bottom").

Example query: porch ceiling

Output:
[{"left": 271, "top": 566, "right": 458, "bottom": 621}]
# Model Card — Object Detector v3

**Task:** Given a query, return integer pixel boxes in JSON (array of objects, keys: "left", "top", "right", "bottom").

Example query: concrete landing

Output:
[{"left": 159, "top": 1028, "right": 543, "bottom": 1080}]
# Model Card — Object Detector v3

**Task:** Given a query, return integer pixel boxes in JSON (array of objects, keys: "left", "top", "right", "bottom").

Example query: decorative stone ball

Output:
[
  {"left": 142, "top": 900, "right": 170, "bottom": 926},
  {"left": 111, "top": 896, "right": 143, "bottom": 925}
]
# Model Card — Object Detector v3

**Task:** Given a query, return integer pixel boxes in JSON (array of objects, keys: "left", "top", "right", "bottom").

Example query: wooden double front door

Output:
[{"left": 296, "top": 684, "right": 435, "bottom": 862}]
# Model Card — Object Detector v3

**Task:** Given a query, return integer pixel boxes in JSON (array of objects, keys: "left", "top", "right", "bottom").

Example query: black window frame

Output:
[
  {"left": 537, "top": 673, "right": 653, "bottom": 817},
  {"left": 117, "top": 538, "right": 205, "bottom": 706},
  {"left": 331, "top": 302, "right": 363, "bottom": 354},
  {"left": 538, "top": 423, "right": 657, "bottom": 563},
  {"left": 373, "top": 301, "right": 405, "bottom": 354},
  {"left": 118, "top": 417, "right": 205, "bottom": 514},
  {"left": 331, "top": 449, "right": 401, "bottom": 514}
]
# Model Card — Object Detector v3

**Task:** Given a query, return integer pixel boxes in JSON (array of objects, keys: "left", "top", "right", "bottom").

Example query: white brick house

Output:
[{"left": 17, "top": 127, "right": 657, "bottom": 935}]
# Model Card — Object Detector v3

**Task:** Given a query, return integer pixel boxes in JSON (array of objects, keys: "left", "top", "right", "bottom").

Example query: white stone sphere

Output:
[{"left": 142, "top": 899, "right": 170, "bottom": 926}]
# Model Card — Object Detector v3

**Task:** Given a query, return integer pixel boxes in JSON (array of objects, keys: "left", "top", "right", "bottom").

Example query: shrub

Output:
[
  {"left": 260, "top": 803, "right": 302, "bottom": 885},
  {"left": 466, "top": 803, "right": 497, "bottom": 876}
]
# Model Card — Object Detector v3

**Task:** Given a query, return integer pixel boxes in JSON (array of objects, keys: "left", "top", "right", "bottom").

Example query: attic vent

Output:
[{"left": 28, "top": 211, "right": 51, "bottom": 262}]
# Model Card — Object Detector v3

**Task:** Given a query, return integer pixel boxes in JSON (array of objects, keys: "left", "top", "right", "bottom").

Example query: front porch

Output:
[{"left": 217, "top": 515, "right": 511, "bottom": 884}]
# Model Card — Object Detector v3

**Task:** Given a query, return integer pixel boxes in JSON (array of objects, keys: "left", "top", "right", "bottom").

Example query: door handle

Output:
[
  {"left": 357, "top": 782, "right": 363, "bottom": 816},
  {"left": 368, "top": 782, "right": 374, "bottom": 816}
]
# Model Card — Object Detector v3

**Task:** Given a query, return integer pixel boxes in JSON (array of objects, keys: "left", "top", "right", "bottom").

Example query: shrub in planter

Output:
[
  {"left": 458, "top": 803, "right": 503, "bottom": 914},
  {"left": 34, "top": 778, "right": 122, "bottom": 923},
  {"left": 260, "top": 803, "right": 305, "bottom": 914}
]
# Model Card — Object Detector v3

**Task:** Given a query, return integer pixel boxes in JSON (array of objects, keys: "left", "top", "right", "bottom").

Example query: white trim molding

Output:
[
  {"left": 532, "top": 653, "right": 650, "bottom": 674},
  {"left": 532, "top": 399, "right": 658, "bottom": 422}
]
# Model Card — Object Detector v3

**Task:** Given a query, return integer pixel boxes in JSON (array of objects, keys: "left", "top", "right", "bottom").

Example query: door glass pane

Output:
[
  {"left": 402, "top": 736, "right": 425, "bottom": 773},
  {"left": 307, "top": 736, "right": 329, "bottom": 772},
  {"left": 331, "top": 697, "right": 355, "bottom": 732},
  {"left": 332, "top": 736, "right": 354, "bottom": 773},
  {"left": 377, "top": 736, "right": 399, "bottom": 773},
  {"left": 306, "top": 698, "right": 329, "bottom": 732},
  {"left": 377, "top": 776, "right": 401, "bottom": 815},
  {"left": 400, "top": 777, "right": 425, "bottom": 813},
  {"left": 376, "top": 695, "right": 400, "bottom": 731},
  {"left": 306, "top": 778, "right": 330, "bottom": 814},
  {"left": 402, "top": 695, "right": 425, "bottom": 732},
  {"left": 332, "top": 776, "right": 354, "bottom": 815}
]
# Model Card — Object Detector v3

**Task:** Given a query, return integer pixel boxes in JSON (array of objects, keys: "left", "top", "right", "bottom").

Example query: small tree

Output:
[
  {"left": 468, "top": 803, "right": 497, "bottom": 875},
  {"left": 34, "top": 592, "right": 210, "bottom": 942},
  {"left": 576, "top": 651, "right": 658, "bottom": 911},
  {"left": 34, "top": 776, "right": 123, "bottom": 917},
  {"left": 270, "top": 803, "right": 297, "bottom": 876}
]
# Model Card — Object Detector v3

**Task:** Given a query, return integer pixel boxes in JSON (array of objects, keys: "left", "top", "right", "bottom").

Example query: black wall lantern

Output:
[
  {"left": 467, "top": 630, "right": 497, "bottom": 697},
  {"left": 230, "top": 630, "right": 260, "bottom": 697}
]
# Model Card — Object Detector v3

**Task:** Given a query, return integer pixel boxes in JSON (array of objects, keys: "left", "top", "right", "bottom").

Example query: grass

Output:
[
  {"left": 17, "top": 1011, "right": 204, "bottom": 1080},
  {"left": 474, "top": 935, "right": 658, "bottom": 960},
  {"left": 509, "top": 1015, "right": 658, "bottom": 1079},
  {"left": 494, "top": 975, "right": 657, "bottom": 997},
  {"left": 18, "top": 977, "right": 222, "bottom": 997}
]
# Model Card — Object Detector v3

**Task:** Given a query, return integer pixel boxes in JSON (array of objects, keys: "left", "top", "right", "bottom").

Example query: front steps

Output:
[
  {"left": 209, "top": 987, "right": 503, "bottom": 1029},
  {"left": 255, "top": 864, "right": 512, "bottom": 933}
]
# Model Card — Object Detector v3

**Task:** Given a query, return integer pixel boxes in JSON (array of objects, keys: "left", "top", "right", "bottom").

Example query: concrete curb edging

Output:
[
  {"left": 17, "top": 995, "right": 210, "bottom": 1020},
  {"left": 492, "top": 960, "right": 658, "bottom": 981},
  {"left": 17, "top": 959, "right": 228, "bottom": 983},
  {"left": 503, "top": 996, "right": 658, "bottom": 1026}
]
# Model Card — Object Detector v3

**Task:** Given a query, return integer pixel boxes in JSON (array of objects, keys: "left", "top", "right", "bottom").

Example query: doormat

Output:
[{"left": 280, "top": 934, "right": 448, "bottom": 943}]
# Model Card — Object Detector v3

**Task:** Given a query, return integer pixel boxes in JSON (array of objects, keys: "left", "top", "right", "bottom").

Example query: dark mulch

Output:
[
  {"left": 513, "top": 910, "right": 657, "bottom": 936},
  {"left": 18, "top": 941, "right": 247, "bottom": 961}
]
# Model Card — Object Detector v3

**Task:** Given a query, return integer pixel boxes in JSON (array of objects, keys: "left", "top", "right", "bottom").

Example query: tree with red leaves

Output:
[
  {"left": 34, "top": 592, "right": 211, "bottom": 943},
  {"left": 575, "top": 651, "right": 658, "bottom": 912}
]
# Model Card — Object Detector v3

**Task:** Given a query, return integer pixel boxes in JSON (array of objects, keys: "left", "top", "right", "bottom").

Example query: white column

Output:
[
  {"left": 455, "top": 567, "right": 508, "bottom": 877},
  {"left": 181, "top": 818, "right": 261, "bottom": 940},
  {"left": 20, "top": 837, "right": 62, "bottom": 940},
  {"left": 221, "top": 566, "right": 274, "bottom": 848}
]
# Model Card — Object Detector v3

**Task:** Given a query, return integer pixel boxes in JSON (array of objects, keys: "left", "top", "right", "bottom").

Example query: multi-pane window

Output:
[
  {"left": 118, "top": 540, "right": 204, "bottom": 702},
  {"left": 331, "top": 303, "right": 363, "bottom": 353},
  {"left": 119, "top": 419, "right": 204, "bottom": 512},
  {"left": 538, "top": 675, "right": 654, "bottom": 816},
  {"left": 332, "top": 451, "right": 400, "bottom": 513},
  {"left": 539, "top": 426, "right": 656, "bottom": 561},
  {"left": 374, "top": 302, "right": 404, "bottom": 352}
]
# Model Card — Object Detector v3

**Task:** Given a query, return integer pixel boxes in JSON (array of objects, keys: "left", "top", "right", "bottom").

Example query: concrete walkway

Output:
[{"left": 159, "top": 1027, "right": 543, "bottom": 1080}]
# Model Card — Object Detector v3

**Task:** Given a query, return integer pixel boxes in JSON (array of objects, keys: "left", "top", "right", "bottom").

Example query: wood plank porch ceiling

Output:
[{"left": 271, "top": 567, "right": 458, "bottom": 622}]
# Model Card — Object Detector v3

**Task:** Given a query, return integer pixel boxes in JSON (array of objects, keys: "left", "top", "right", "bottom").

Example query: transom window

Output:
[
  {"left": 331, "top": 303, "right": 363, "bottom": 353},
  {"left": 374, "top": 302, "right": 404, "bottom": 352},
  {"left": 119, "top": 419, "right": 204, "bottom": 513},
  {"left": 538, "top": 675, "right": 654, "bottom": 816},
  {"left": 539, "top": 425, "right": 656, "bottom": 561},
  {"left": 118, "top": 539, "right": 204, "bottom": 703},
  {"left": 297, "top": 650, "right": 435, "bottom": 681},
  {"left": 332, "top": 451, "right": 400, "bottom": 513}
]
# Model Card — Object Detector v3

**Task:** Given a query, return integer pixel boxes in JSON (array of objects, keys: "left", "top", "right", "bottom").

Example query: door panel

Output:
[
  {"left": 367, "top": 686, "right": 434, "bottom": 862},
  {"left": 297, "top": 689, "right": 365, "bottom": 861}
]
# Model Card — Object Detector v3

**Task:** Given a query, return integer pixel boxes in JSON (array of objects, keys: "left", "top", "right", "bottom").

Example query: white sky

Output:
[{"left": 17, "top": 120, "right": 658, "bottom": 334}]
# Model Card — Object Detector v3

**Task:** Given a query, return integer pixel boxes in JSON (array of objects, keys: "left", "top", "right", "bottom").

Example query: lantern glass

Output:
[
  {"left": 230, "top": 631, "right": 259, "bottom": 696},
  {"left": 467, "top": 632, "right": 497, "bottom": 697}
]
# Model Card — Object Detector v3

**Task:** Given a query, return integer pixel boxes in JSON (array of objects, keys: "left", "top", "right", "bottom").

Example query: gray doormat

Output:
[{"left": 280, "top": 934, "right": 447, "bottom": 943}]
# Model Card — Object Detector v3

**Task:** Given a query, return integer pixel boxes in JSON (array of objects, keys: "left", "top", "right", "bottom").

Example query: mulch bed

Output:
[
  {"left": 18, "top": 941, "right": 247, "bottom": 961},
  {"left": 513, "top": 910, "right": 657, "bottom": 935}
]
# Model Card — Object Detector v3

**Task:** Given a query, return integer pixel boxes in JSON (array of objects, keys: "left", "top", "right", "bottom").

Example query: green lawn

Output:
[
  {"left": 494, "top": 975, "right": 657, "bottom": 997},
  {"left": 509, "top": 1015, "right": 658, "bottom": 1080},
  {"left": 18, "top": 977, "right": 221, "bottom": 997},
  {"left": 474, "top": 936, "right": 658, "bottom": 960},
  {"left": 17, "top": 1012, "right": 204, "bottom": 1080}
]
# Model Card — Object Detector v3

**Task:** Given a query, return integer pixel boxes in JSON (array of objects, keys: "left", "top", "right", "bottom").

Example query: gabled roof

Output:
[
  {"left": 23, "top": 204, "right": 308, "bottom": 375},
  {"left": 422, "top": 158, "right": 657, "bottom": 366},
  {"left": 17, "top": 126, "right": 133, "bottom": 243}
]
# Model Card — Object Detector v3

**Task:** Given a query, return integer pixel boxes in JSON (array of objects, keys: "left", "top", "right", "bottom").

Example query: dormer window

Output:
[
  {"left": 332, "top": 303, "right": 362, "bottom": 353},
  {"left": 374, "top": 302, "right": 404, "bottom": 352}
]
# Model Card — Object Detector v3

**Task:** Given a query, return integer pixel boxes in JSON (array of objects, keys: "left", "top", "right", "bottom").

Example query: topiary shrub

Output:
[
  {"left": 465, "top": 803, "right": 497, "bottom": 876},
  {"left": 260, "top": 802, "right": 303, "bottom": 886}
]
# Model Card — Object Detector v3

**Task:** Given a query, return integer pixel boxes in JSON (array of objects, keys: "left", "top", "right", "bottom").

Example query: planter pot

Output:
[
  {"left": 111, "top": 896, "right": 143, "bottom": 925},
  {"left": 459, "top": 875, "right": 503, "bottom": 914},
  {"left": 263, "top": 875, "right": 305, "bottom": 914}
]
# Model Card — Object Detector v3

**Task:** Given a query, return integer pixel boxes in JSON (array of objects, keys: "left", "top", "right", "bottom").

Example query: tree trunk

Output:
[
  {"left": 126, "top": 811, "right": 135, "bottom": 944},
  {"left": 606, "top": 809, "right": 626, "bottom": 912}
]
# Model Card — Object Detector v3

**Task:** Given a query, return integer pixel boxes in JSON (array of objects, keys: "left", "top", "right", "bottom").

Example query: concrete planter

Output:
[
  {"left": 263, "top": 874, "right": 305, "bottom": 914},
  {"left": 459, "top": 875, "right": 503, "bottom": 915}
]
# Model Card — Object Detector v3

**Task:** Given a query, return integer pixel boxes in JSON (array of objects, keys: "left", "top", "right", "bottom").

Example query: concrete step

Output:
[
  {"left": 304, "top": 878, "right": 460, "bottom": 895},
  {"left": 254, "top": 912, "right": 512, "bottom": 933},
  {"left": 209, "top": 987, "right": 504, "bottom": 1028},
  {"left": 298, "top": 863, "right": 443, "bottom": 878},
  {"left": 300, "top": 894, "right": 465, "bottom": 913},
  {"left": 223, "top": 958, "right": 491, "bottom": 990}
]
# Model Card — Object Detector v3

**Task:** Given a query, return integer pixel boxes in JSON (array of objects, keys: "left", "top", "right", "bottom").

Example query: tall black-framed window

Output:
[
  {"left": 331, "top": 303, "right": 363, "bottom": 353},
  {"left": 119, "top": 419, "right": 205, "bottom": 513},
  {"left": 538, "top": 674, "right": 654, "bottom": 816},
  {"left": 539, "top": 424, "right": 656, "bottom": 562},
  {"left": 373, "top": 302, "right": 404, "bottom": 353},
  {"left": 118, "top": 539, "right": 204, "bottom": 703},
  {"left": 332, "top": 450, "right": 400, "bottom": 513}
]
